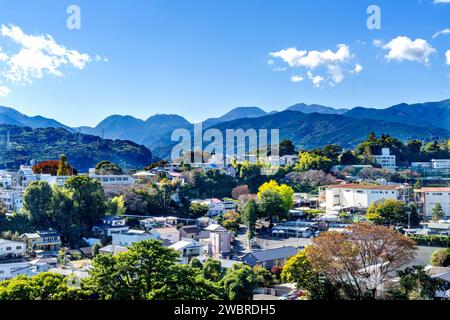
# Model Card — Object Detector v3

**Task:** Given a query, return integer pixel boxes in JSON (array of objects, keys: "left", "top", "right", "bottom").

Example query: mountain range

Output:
[
  {"left": 1, "top": 99, "right": 449, "bottom": 161},
  {"left": 0, "top": 125, "right": 152, "bottom": 171}
]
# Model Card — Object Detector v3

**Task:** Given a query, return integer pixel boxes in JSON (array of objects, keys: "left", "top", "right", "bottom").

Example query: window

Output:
[
  {"left": 6, "top": 247, "right": 11, "bottom": 251},
  {"left": 16, "top": 246, "right": 21, "bottom": 250}
]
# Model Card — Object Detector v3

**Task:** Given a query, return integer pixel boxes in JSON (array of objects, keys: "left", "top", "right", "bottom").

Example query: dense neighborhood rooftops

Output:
[{"left": 326, "top": 184, "right": 401, "bottom": 190}]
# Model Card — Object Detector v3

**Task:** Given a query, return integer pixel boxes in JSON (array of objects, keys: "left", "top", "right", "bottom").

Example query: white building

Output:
[
  {"left": 0, "top": 239, "right": 30, "bottom": 281},
  {"left": 414, "top": 187, "right": 450, "bottom": 218},
  {"left": 18, "top": 165, "right": 39, "bottom": 186},
  {"left": 191, "top": 198, "right": 225, "bottom": 216},
  {"left": 88, "top": 169, "right": 134, "bottom": 185},
  {"left": 0, "top": 239, "right": 26, "bottom": 258},
  {"left": 150, "top": 227, "right": 181, "bottom": 244},
  {"left": 169, "top": 238, "right": 203, "bottom": 264},
  {"left": 0, "top": 171, "right": 13, "bottom": 189},
  {"left": 38, "top": 174, "right": 71, "bottom": 187},
  {"left": 322, "top": 184, "right": 402, "bottom": 211},
  {"left": 0, "top": 189, "right": 23, "bottom": 212},
  {"left": 112, "top": 230, "right": 157, "bottom": 247},
  {"left": 205, "top": 224, "right": 232, "bottom": 259},
  {"left": 431, "top": 159, "right": 450, "bottom": 169},
  {"left": 373, "top": 148, "right": 396, "bottom": 170}
]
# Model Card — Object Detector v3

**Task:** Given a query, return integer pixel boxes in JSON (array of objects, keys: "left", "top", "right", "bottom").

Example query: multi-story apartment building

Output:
[
  {"left": 205, "top": 224, "right": 232, "bottom": 259},
  {"left": 413, "top": 187, "right": 450, "bottom": 218},
  {"left": 373, "top": 148, "right": 397, "bottom": 171},
  {"left": 321, "top": 184, "right": 405, "bottom": 211}
]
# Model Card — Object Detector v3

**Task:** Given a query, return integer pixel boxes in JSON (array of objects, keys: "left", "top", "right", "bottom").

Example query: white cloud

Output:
[
  {"left": 372, "top": 39, "right": 384, "bottom": 48},
  {"left": 350, "top": 64, "right": 363, "bottom": 74},
  {"left": 270, "top": 44, "right": 351, "bottom": 69},
  {"left": 446, "top": 50, "right": 450, "bottom": 65},
  {"left": 434, "top": 0, "right": 450, "bottom": 3},
  {"left": 382, "top": 36, "right": 436, "bottom": 64},
  {"left": 307, "top": 71, "right": 324, "bottom": 87},
  {"left": 433, "top": 29, "right": 450, "bottom": 39},
  {"left": 290, "top": 75, "right": 304, "bottom": 83},
  {"left": 0, "top": 85, "right": 10, "bottom": 97},
  {"left": 269, "top": 44, "right": 360, "bottom": 87},
  {"left": 0, "top": 24, "right": 94, "bottom": 84}
]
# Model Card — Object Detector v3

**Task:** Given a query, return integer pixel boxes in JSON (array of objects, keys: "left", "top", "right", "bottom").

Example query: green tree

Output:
[
  {"left": 281, "top": 250, "right": 315, "bottom": 289},
  {"left": 339, "top": 150, "right": 358, "bottom": 165},
  {"left": 295, "top": 152, "right": 333, "bottom": 172},
  {"left": 222, "top": 211, "right": 240, "bottom": 234},
  {"left": 368, "top": 199, "right": 407, "bottom": 226},
  {"left": 258, "top": 189, "right": 287, "bottom": 221},
  {"left": 95, "top": 160, "right": 123, "bottom": 175},
  {"left": 57, "top": 154, "right": 72, "bottom": 176},
  {"left": 86, "top": 240, "right": 220, "bottom": 300},
  {"left": 188, "top": 202, "right": 209, "bottom": 219},
  {"left": 279, "top": 139, "right": 296, "bottom": 156},
  {"left": 281, "top": 250, "right": 341, "bottom": 300},
  {"left": 22, "top": 181, "right": 53, "bottom": 227},
  {"left": 107, "top": 195, "right": 126, "bottom": 216},
  {"left": 432, "top": 203, "right": 444, "bottom": 222},
  {"left": 241, "top": 199, "right": 258, "bottom": 239},
  {"left": 386, "top": 266, "right": 445, "bottom": 300},
  {"left": 203, "top": 258, "right": 223, "bottom": 282},
  {"left": 220, "top": 264, "right": 257, "bottom": 300},
  {"left": 258, "top": 180, "right": 294, "bottom": 213},
  {"left": 253, "top": 266, "right": 274, "bottom": 287},
  {"left": 63, "top": 176, "right": 107, "bottom": 234},
  {"left": 430, "top": 249, "right": 448, "bottom": 267}
]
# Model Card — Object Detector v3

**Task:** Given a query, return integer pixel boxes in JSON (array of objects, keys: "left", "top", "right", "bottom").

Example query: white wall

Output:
[
  {"left": 0, "top": 240, "right": 25, "bottom": 257},
  {"left": 423, "top": 192, "right": 450, "bottom": 217}
]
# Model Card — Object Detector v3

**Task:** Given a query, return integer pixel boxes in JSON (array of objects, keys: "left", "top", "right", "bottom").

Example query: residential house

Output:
[
  {"left": 414, "top": 188, "right": 450, "bottom": 218},
  {"left": 92, "top": 216, "right": 129, "bottom": 237},
  {"left": 191, "top": 198, "right": 224, "bottom": 216},
  {"left": 179, "top": 225, "right": 200, "bottom": 240},
  {"left": 0, "top": 189, "right": 23, "bottom": 212},
  {"left": 112, "top": 229, "right": 157, "bottom": 247},
  {"left": 169, "top": 238, "right": 203, "bottom": 264},
  {"left": 99, "top": 244, "right": 128, "bottom": 255},
  {"left": 0, "top": 238, "right": 32, "bottom": 280},
  {"left": 0, "top": 239, "right": 26, "bottom": 258},
  {"left": 20, "top": 230, "right": 62, "bottom": 253},
  {"left": 425, "top": 266, "right": 450, "bottom": 300},
  {"left": 241, "top": 246, "right": 298, "bottom": 269},
  {"left": 139, "top": 216, "right": 177, "bottom": 230},
  {"left": 205, "top": 224, "right": 232, "bottom": 259},
  {"left": 150, "top": 227, "right": 180, "bottom": 244}
]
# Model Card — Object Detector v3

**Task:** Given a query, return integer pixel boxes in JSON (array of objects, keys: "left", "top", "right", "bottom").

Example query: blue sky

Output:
[{"left": 0, "top": 0, "right": 448, "bottom": 127}]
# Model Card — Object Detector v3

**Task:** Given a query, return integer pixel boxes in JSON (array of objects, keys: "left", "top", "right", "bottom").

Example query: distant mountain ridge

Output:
[
  {"left": 286, "top": 103, "right": 349, "bottom": 115},
  {"left": 1, "top": 99, "right": 449, "bottom": 161},
  {"left": 343, "top": 99, "right": 450, "bottom": 131},
  {"left": 0, "top": 125, "right": 152, "bottom": 171},
  {"left": 0, "top": 106, "right": 73, "bottom": 132},
  {"left": 202, "top": 106, "right": 268, "bottom": 128}
]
